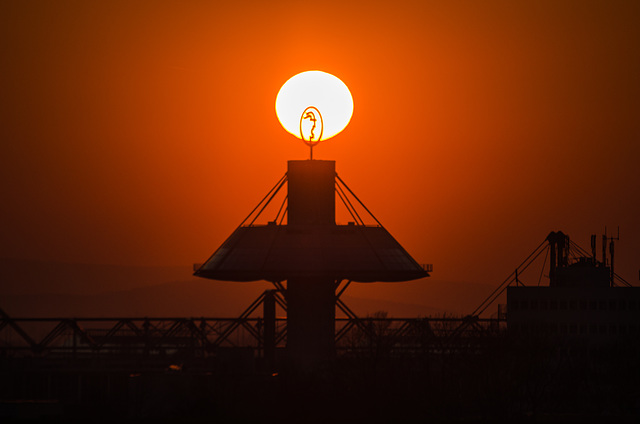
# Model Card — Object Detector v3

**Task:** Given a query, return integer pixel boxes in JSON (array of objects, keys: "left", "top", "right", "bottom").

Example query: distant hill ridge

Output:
[
  {"left": 0, "top": 258, "right": 493, "bottom": 318},
  {"left": 0, "top": 257, "right": 193, "bottom": 295}
]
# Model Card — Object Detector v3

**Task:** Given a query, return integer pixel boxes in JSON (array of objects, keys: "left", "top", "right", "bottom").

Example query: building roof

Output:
[{"left": 194, "top": 223, "right": 428, "bottom": 283}]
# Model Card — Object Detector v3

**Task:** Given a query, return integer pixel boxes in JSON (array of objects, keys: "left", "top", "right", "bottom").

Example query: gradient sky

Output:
[{"left": 2, "top": 1, "right": 639, "bottom": 291}]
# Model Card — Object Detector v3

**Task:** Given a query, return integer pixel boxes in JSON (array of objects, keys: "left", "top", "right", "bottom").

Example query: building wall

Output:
[{"left": 507, "top": 287, "right": 640, "bottom": 342}]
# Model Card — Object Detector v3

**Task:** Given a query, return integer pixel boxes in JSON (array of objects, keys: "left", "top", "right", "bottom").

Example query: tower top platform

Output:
[{"left": 195, "top": 160, "right": 428, "bottom": 283}]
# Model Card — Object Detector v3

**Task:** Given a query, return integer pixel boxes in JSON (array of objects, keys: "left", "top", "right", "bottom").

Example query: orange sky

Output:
[{"left": 1, "top": 1, "right": 639, "bottom": 292}]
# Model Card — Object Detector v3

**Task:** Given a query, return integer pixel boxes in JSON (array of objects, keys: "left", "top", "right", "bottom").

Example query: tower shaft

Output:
[{"left": 286, "top": 160, "right": 336, "bottom": 367}]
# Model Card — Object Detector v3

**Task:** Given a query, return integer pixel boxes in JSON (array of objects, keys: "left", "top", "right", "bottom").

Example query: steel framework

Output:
[{"left": 0, "top": 304, "right": 505, "bottom": 360}]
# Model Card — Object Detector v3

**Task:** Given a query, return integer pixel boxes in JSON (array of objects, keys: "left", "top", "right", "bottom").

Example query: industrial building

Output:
[{"left": 507, "top": 231, "right": 640, "bottom": 344}]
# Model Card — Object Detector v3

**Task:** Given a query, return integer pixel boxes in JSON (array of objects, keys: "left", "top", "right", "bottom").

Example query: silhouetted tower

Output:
[
  {"left": 196, "top": 67, "right": 427, "bottom": 370},
  {"left": 194, "top": 159, "right": 428, "bottom": 370}
]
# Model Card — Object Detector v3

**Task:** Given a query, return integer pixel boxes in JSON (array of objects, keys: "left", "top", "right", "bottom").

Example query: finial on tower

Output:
[
  {"left": 300, "top": 106, "right": 323, "bottom": 160},
  {"left": 275, "top": 70, "right": 353, "bottom": 158}
]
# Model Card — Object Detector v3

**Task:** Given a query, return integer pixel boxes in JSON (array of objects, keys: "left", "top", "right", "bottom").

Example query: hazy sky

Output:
[{"left": 1, "top": 1, "right": 639, "bottom": 289}]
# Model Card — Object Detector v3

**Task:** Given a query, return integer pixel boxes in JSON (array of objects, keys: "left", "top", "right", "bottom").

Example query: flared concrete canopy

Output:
[{"left": 194, "top": 223, "right": 428, "bottom": 283}]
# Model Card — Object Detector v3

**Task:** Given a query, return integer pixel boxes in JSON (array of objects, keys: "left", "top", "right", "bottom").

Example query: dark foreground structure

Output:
[
  {"left": 2, "top": 166, "right": 639, "bottom": 422},
  {"left": 1, "top": 310, "right": 638, "bottom": 423}
]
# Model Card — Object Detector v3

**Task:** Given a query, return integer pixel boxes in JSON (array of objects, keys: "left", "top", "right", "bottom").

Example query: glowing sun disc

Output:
[{"left": 275, "top": 71, "right": 353, "bottom": 142}]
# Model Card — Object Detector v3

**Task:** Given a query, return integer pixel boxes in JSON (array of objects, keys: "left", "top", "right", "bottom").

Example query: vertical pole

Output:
[
  {"left": 609, "top": 241, "right": 615, "bottom": 287},
  {"left": 548, "top": 232, "right": 557, "bottom": 287},
  {"left": 143, "top": 319, "right": 150, "bottom": 359},
  {"left": 263, "top": 290, "right": 276, "bottom": 372},
  {"left": 73, "top": 327, "right": 77, "bottom": 359}
]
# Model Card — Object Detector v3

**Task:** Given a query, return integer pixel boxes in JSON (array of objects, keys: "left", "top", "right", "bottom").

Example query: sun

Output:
[{"left": 275, "top": 71, "right": 353, "bottom": 143}]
